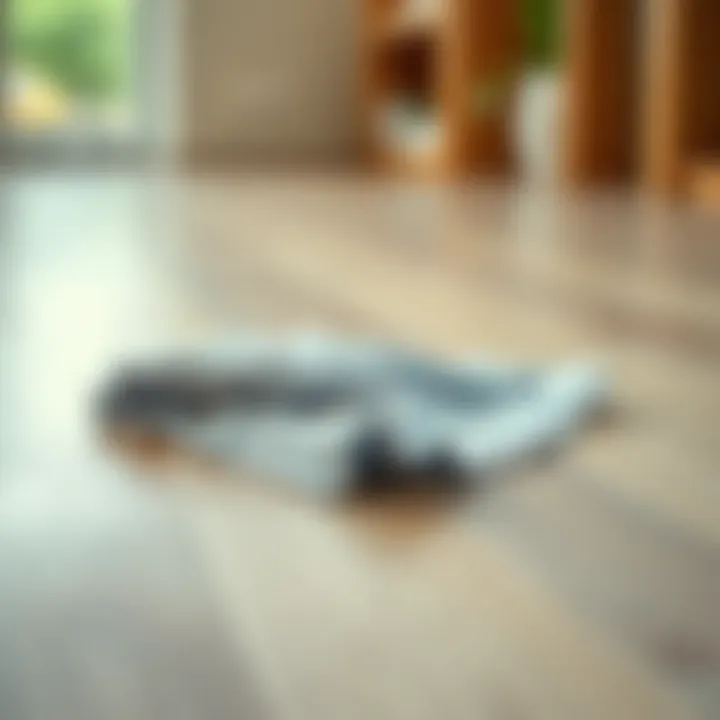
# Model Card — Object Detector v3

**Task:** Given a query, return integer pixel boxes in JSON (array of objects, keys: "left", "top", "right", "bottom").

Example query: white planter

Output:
[{"left": 515, "top": 70, "right": 561, "bottom": 187}]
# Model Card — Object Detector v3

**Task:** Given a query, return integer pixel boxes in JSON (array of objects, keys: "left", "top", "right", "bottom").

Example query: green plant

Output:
[
  {"left": 473, "top": 67, "right": 517, "bottom": 118},
  {"left": 11, "top": 0, "right": 129, "bottom": 101},
  {"left": 472, "top": 0, "right": 560, "bottom": 117},
  {"left": 522, "top": 0, "right": 560, "bottom": 68}
]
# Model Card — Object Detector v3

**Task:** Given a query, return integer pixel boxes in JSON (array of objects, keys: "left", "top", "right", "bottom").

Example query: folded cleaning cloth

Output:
[{"left": 98, "top": 333, "right": 607, "bottom": 499}]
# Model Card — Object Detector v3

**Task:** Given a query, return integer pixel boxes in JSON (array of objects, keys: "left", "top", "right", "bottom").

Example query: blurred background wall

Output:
[{"left": 183, "top": 0, "right": 360, "bottom": 166}]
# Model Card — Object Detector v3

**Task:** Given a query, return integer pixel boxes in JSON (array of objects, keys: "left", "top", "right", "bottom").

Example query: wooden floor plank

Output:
[{"left": 180, "top": 478, "right": 691, "bottom": 720}]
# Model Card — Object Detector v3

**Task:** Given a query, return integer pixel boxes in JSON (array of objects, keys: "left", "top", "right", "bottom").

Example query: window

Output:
[
  {"left": 6, "top": 0, "right": 135, "bottom": 135},
  {"left": 0, "top": 0, "right": 178, "bottom": 163}
]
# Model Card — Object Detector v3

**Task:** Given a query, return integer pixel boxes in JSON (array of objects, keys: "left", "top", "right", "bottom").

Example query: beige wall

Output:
[{"left": 184, "top": 0, "right": 359, "bottom": 163}]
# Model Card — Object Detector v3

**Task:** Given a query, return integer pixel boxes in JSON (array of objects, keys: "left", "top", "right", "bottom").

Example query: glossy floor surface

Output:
[{"left": 0, "top": 173, "right": 719, "bottom": 719}]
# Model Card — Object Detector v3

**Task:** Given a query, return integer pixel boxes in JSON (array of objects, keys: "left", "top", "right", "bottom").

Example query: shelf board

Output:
[
  {"left": 688, "top": 159, "right": 720, "bottom": 208},
  {"left": 378, "top": 12, "right": 440, "bottom": 45},
  {"left": 374, "top": 142, "right": 444, "bottom": 179}
]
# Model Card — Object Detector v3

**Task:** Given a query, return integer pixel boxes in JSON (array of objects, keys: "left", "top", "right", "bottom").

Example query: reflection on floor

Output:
[{"left": 0, "top": 173, "right": 719, "bottom": 720}]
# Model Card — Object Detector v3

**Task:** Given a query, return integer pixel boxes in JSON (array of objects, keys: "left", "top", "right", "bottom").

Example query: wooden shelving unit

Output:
[
  {"left": 564, "top": 0, "right": 720, "bottom": 206},
  {"left": 361, "top": 0, "right": 522, "bottom": 181}
]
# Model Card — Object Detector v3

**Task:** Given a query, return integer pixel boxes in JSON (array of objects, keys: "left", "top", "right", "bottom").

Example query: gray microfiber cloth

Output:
[{"left": 98, "top": 332, "right": 607, "bottom": 499}]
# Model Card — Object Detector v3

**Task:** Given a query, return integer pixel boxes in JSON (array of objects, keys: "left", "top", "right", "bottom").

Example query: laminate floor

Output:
[{"left": 0, "top": 173, "right": 718, "bottom": 720}]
